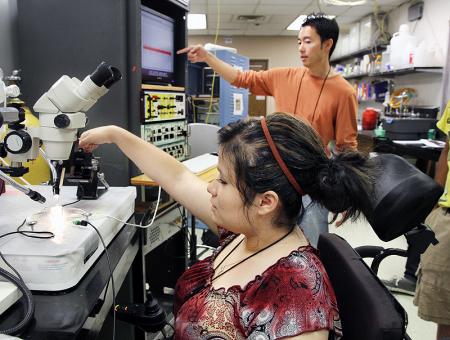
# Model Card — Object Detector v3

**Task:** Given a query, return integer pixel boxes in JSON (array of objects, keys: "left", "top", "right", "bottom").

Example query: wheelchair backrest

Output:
[{"left": 318, "top": 233, "right": 407, "bottom": 340}]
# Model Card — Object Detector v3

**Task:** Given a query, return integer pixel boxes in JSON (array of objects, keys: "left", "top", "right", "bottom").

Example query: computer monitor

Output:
[{"left": 141, "top": 6, "right": 175, "bottom": 85}]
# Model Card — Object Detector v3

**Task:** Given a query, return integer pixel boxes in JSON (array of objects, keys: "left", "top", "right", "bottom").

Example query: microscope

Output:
[{"left": 0, "top": 62, "right": 121, "bottom": 202}]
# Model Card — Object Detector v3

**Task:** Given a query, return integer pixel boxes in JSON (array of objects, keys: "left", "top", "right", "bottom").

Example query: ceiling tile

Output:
[
  {"left": 208, "top": 22, "right": 249, "bottom": 30},
  {"left": 269, "top": 15, "right": 302, "bottom": 24},
  {"left": 213, "top": 5, "right": 258, "bottom": 15},
  {"left": 254, "top": 5, "right": 304, "bottom": 15},
  {"left": 206, "top": 14, "right": 233, "bottom": 22},
  {"left": 207, "top": 0, "right": 260, "bottom": 4},
  {"left": 341, "top": 5, "right": 373, "bottom": 17},
  {"left": 259, "top": 0, "right": 311, "bottom": 4},
  {"left": 187, "top": 0, "right": 406, "bottom": 37}
]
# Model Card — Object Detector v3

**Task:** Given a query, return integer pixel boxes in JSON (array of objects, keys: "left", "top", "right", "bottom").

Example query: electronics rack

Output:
[{"left": 140, "top": 85, "right": 188, "bottom": 161}]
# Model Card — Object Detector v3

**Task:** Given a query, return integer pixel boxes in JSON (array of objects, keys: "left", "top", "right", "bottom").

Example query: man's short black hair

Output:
[{"left": 301, "top": 13, "right": 339, "bottom": 58}]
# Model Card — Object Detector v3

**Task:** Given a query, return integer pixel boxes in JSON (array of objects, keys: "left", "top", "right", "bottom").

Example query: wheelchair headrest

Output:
[{"left": 364, "top": 153, "right": 443, "bottom": 242}]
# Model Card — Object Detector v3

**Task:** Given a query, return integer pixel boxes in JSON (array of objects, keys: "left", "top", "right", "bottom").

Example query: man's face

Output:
[{"left": 297, "top": 25, "right": 329, "bottom": 67}]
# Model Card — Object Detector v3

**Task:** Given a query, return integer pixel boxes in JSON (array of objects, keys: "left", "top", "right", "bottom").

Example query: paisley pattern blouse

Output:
[{"left": 174, "top": 228, "right": 342, "bottom": 339}]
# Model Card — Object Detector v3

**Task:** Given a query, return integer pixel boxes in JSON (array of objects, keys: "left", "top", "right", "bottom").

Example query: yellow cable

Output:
[{"left": 206, "top": 0, "right": 221, "bottom": 124}]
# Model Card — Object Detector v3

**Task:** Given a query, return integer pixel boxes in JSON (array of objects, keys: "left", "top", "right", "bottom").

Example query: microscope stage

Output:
[{"left": 0, "top": 185, "right": 136, "bottom": 291}]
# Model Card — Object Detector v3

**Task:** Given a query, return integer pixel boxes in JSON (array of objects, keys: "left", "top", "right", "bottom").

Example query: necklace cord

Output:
[
  {"left": 293, "top": 67, "right": 331, "bottom": 121},
  {"left": 211, "top": 226, "right": 295, "bottom": 283}
]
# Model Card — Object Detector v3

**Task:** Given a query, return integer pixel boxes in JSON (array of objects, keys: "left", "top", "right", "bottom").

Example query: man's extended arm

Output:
[{"left": 177, "top": 45, "right": 238, "bottom": 83}]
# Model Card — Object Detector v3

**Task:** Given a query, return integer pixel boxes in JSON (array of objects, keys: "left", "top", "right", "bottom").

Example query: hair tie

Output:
[{"left": 260, "top": 117, "right": 304, "bottom": 196}]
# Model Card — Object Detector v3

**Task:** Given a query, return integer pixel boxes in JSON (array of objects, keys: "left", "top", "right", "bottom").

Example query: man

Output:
[
  {"left": 413, "top": 101, "right": 450, "bottom": 340},
  {"left": 178, "top": 13, "right": 358, "bottom": 246}
]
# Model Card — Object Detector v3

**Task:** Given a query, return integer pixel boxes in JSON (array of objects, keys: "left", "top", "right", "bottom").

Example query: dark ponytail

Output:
[
  {"left": 311, "top": 151, "right": 375, "bottom": 223},
  {"left": 218, "top": 113, "right": 375, "bottom": 228}
]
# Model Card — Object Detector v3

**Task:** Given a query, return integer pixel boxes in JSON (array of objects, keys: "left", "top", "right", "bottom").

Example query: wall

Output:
[
  {"left": 387, "top": 0, "right": 450, "bottom": 109},
  {"left": 188, "top": 35, "right": 300, "bottom": 115},
  {"left": 0, "top": 0, "right": 18, "bottom": 76},
  {"left": 388, "top": 0, "right": 450, "bottom": 62},
  {"left": 189, "top": 1, "right": 450, "bottom": 115}
]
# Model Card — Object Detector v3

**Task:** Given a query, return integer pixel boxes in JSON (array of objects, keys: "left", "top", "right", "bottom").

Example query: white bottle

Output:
[
  {"left": 381, "top": 45, "right": 391, "bottom": 72},
  {"left": 414, "top": 41, "right": 430, "bottom": 67},
  {"left": 390, "top": 24, "right": 417, "bottom": 70}
]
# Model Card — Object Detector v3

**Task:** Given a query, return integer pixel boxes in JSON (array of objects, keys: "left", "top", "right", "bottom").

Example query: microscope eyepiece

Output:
[
  {"left": 90, "top": 61, "right": 112, "bottom": 87},
  {"left": 103, "top": 67, "right": 122, "bottom": 89},
  {"left": 90, "top": 62, "right": 122, "bottom": 88}
]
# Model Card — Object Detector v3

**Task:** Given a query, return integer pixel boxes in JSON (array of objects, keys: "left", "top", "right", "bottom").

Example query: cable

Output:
[
  {"left": 0, "top": 251, "right": 24, "bottom": 282},
  {"left": 2, "top": 229, "right": 55, "bottom": 241},
  {"left": 0, "top": 226, "right": 54, "bottom": 335},
  {"left": 205, "top": 0, "right": 221, "bottom": 124},
  {"left": 161, "top": 328, "right": 169, "bottom": 339},
  {"left": 83, "top": 221, "right": 116, "bottom": 340},
  {"left": 165, "top": 321, "right": 175, "bottom": 333},
  {"left": 62, "top": 198, "right": 81, "bottom": 207},
  {"left": 0, "top": 263, "right": 35, "bottom": 335},
  {"left": 97, "top": 186, "right": 162, "bottom": 229}
]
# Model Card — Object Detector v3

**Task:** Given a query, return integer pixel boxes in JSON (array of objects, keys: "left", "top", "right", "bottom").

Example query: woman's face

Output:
[{"left": 207, "top": 152, "right": 253, "bottom": 233}]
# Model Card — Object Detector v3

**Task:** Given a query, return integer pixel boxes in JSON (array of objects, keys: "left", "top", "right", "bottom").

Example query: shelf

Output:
[
  {"left": 343, "top": 67, "right": 443, "bottom": 80},
  {"left": 345, "top": 73, "right": 370, "bottom": 80},
  {"left": 331, "top": 45, "right": 387, "bottom": 64},
  {"left": 192, "top": 96, "right": 219, "bottom": 101},
  {"left": 141, "top": 84, "right": 185, "bottom": 91},
  {"left": 371, "top": 67, "right": 443, "bottom": 77}
]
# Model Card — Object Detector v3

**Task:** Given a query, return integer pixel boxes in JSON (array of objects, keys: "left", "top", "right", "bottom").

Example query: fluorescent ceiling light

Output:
[
  {"left": 287, "top": 15, "right": 307, "bottom": 31},
  {"left": 188, "top": 14, "right": 207, "bottom": 30},
  {"left": 286, "top": 15, "right": 336, "bottom": 31}
]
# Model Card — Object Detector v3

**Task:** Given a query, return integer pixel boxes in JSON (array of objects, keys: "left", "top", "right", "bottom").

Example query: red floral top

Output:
[{"left": 174, "top": 228, "right": 342, "bottom": 339}]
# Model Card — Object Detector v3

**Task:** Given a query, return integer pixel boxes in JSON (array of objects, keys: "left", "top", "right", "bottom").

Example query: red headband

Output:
[{"left": 260, "top": 117, "right": 304, "bottom": 196}]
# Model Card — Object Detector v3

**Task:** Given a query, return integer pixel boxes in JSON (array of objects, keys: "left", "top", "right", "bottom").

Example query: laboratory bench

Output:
[
  {"left": 0, "top": 186, "right": 146, "bottom": 340},
  {"left": 358, "top": 130, "right": 442, "bottom": 176}
]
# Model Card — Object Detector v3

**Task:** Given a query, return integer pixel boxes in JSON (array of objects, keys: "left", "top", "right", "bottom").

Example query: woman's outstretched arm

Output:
[{"left": 79, "top": 125, "right": 217, "bottom": 232}]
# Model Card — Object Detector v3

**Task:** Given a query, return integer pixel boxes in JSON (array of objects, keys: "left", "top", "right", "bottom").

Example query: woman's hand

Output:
[{"left": 79, "top": 125, "right": 119, "bottom": 152}]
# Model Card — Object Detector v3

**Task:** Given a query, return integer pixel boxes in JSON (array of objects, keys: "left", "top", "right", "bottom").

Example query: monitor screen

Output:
[{"left": 141, "top": 6, "right": 175, "bottom": 84}]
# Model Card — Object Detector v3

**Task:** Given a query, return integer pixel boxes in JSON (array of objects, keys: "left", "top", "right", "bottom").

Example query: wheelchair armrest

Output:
[
  {"left": 355, "top": 246, "right": 407, "bottom": 275},
  {"left": 355, "top": 246, "right": 385, "bottom": 258}
]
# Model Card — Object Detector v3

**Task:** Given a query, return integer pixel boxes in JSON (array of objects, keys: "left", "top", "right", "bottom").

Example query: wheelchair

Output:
[
  {"left": 123, "top": 153, "right": 443, "bottom": 340},
  {"left": 318, "top": 153, "right": 442, "bottom": 340}
]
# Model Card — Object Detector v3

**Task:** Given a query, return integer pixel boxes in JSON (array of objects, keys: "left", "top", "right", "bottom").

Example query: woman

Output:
[{"left": 79, "top": 113, "right": 374, "bottom": 339}]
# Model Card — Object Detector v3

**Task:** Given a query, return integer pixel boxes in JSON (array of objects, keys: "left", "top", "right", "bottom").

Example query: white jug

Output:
[
  {"left": 390, "top": 24, "right": 417, "bottom": 70},
  {"left": 414, "top": 41, "right": 431, "bottom": 67}
]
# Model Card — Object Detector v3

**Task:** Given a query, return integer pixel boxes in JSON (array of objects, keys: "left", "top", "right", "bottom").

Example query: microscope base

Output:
[{"left": 0, "top": 185, "right": 136, "bottom": 291}]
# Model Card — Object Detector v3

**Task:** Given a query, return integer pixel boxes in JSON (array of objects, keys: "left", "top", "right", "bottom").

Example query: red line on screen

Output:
[{"left": 143, "top": 44, "right": 172, "bottom": 56}]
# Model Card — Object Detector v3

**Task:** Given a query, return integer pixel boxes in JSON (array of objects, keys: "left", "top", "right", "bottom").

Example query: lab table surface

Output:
[{"left": 0, "top": 186, "right": 143, "bottom": 339}]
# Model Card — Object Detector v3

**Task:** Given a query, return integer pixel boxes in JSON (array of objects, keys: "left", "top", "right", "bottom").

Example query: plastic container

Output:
[
  {"left": 381, "top": 45, "right": 391, "bottom": 72},
  {"left": 362, "top": 108, "right": 379, "bottom": 130},
  {"left": 414, "top": 41, "right": 431, "bottom": 67},
  {"left": 390, "top": 24, "right": 417, "bottom": 70},
  {"left": 374, "top": 124, "right": 386, "bottom": 138}
]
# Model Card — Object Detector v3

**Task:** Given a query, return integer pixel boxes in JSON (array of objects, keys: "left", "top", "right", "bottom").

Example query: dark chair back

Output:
[
  {"left": 318, "top": 233, "right": 407, "bottom": 340},
  {"left": 364, "top": 153, "right": 443, "bottom": 241}
]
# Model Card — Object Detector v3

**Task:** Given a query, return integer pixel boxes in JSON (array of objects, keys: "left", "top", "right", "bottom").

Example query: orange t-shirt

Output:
[{"left": 232, "top": 67, "right": 358, "bottom": 151}]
